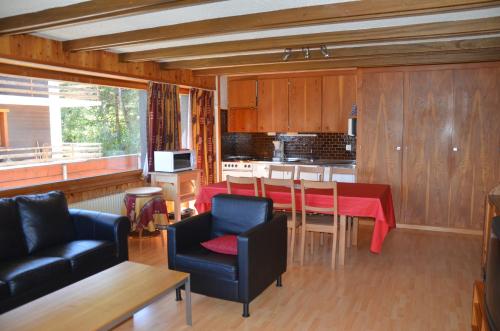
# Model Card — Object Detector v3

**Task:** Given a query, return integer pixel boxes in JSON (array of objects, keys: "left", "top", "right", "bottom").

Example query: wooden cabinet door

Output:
[
  {"left": 288, "top": 77, "right": 322, "bottom": 132},
  {"left": 357, "top": 71, "right": 404, "bottom": 221},
  {"left": 228, "top": 79, "right": 257, "bottom": 108},
  {"left": 257, "top": 78, "right": 289, "bottom": 132},
  {"left": 227, "top": 108, "right": 257, "bottom": 132},
  {"left": 322, "top": 74, "right": 356, "bottom": 133},
  {"left": 449, "top": 67, "right": 500, "bottom": 230},
  {"left": 402, "top": 70, "right": 454, "bottom": 227}
]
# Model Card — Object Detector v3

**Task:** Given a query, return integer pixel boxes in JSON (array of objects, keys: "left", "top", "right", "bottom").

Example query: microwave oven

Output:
[{"left": 154, "top": 150, "right": 195, "bottom": 172}]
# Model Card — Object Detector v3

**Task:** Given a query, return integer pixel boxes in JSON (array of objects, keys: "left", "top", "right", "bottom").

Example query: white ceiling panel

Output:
[
  {"left": 0, "top": 0, "right": 87, "bottom": 18},
  {"left": 105, "top": 7, "right": 500, "bottom": 53},
  {"left": 33, "top": 0, "right": 352, "bottom": 40}
]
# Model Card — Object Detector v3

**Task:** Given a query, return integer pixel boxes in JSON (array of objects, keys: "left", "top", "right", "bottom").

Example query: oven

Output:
[{"left": 221, "top": 161, "right": 254, "bottom": 180}]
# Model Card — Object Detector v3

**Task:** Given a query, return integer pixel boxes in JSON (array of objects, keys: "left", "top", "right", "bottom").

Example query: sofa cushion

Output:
[
  {"left": 176, "top": 246, "right": 238, "bottom": 281},
  {"left": 0, "top": 198, "right": 28, "bottom": 260},
  {"left": 0, "top": 281, "right": 10, "bottom": 300},
  {"left": 201, "top": 235, "right": 238, "bottom": 255},
  {"left": 0, "top": 257, "right": 71, "bottom": 295},
  {"left": 16, "top": 191, "right": 75, "bottom": 254},
  {"left": 211, "top": 194, "right": 273, "bottom": 237},
  {"left": 36, "top": 240, "right": 116, "bottom": 275}
]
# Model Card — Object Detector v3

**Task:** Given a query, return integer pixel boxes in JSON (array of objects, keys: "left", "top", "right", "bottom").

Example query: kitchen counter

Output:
[{"left": 236, "top": 159, "right": 356, "bottom": 168}]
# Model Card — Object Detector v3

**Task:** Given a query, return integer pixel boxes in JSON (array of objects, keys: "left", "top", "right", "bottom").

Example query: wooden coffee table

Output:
[{"left": 0, "top": 262, "right": 192, "bottom": 330}]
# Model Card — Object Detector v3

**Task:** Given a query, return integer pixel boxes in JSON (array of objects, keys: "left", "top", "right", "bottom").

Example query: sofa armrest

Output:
[
  {"left": 70, "top": 209, "right": 130, "bottom": 261},
  {"left": 167, "top": 212, "right": 212, "bottom": 269},
  {"left": 237, "top": 212, "right": 287, "bottom": 303}
]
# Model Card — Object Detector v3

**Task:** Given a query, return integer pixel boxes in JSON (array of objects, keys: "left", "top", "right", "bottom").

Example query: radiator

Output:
[{"left": 69, "top": 192, "right": 125, "bottom": 215}]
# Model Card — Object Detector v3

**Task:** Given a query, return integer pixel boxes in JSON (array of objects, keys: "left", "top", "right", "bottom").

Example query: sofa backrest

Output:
[
  {"left": 0, "top": 198, "right": 29, "bottom": 260},
  {"left": 211, "top": 194, "right": 273, "bottom": 238},
  {"left": 15, "top": 191, "right": 76, "bottom": 254}
]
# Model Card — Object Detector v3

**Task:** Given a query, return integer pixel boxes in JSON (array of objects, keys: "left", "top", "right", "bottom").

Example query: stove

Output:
[{"left": 222, "top": 156, "right": 254, "bottom": 180}]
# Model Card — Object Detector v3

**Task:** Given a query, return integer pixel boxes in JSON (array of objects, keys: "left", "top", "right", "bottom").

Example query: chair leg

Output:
[
  {"left": 331, "top": 228, "right": 338, "bottom": 269},
  {"left": 310, "top": 232, "right": 314, "bottom": 255},
  {"left": 320, "top": 232, "right": 324, "bottom": 246},
  {"left": 175, "top": 288, "right": 182, "bottom": 301},
  {"left": 242, "top": 303, "right": 250, "bottom": 318},
  {"left": 352, "top": 217, "right": 359, "bottom": 247},
  {"left": 290, "top": 226, "right": 296, "bottom": 262},
  {"left": 276, "top": 275, "right": 282, "bottom": 287},
  {"left": 300, "top": 228, "right": 306, "bottom": 266},
  {"left": 347, "top": 217, "right": 352, "bottom": 248}
]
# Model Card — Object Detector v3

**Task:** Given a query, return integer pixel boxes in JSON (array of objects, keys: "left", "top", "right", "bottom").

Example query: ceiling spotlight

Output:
[
  {"left": 282, "top": 48, "right": 292, "bottom": 61},
  {"left": 302, "top": 47, "right": 310, "bottom": 60},
  {"left": 320, "top": 45, "right": 330, "bottom": 58}
]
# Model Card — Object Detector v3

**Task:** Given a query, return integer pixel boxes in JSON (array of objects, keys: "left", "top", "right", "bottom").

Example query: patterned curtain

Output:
[
  {"left": 191, "top": 88, "right": 215, "bottom": 185},
  {"left": 147, "top": 82, "right": 181, "bottom": 172}
]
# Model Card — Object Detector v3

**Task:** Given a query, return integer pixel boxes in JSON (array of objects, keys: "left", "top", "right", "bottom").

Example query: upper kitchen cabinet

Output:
[
  {"left": 228, "top": 79, "right": 257, "bottom": 108},
  {"left": 257, "top": 78, "right": 289, "bottom": 132},
  {"left": 288, "top": 76, "right": 322, "bottom": 132},
  {"left": 322, "top": 74, "right": 357, "bottom": 133}
]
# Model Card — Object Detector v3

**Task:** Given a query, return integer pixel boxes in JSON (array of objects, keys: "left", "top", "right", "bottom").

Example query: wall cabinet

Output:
[
  {"left": 227, "top": 108, "right": 257, "bottom": 132},
  {"left": 288, "top": 76, "right": 322, "bottom": 132},
  {"left": 257, "top": 78, "right": 289, "bottom": 132},
  {"left": 322, "top": 74, "right": 357, "bottom": 133},
  {"left": 227, "top": 78, "right": 258, "bottom": 132}
]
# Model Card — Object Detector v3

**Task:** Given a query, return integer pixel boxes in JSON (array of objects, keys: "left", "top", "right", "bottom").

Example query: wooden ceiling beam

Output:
[
  {"left": 192, "top": 49, "right": 500, "bottom": 76},
  {"left": 120, "top": 16, "right": 500, "bottom": 62},
  {"left": 63, "top": 0, "right": 500, "bottom": 52},
  {"left": 160, "top": 37, "right": 500, "bottom": 69},
  {"left": 0, "top": 0, "right": 222, "bottom": 35}
]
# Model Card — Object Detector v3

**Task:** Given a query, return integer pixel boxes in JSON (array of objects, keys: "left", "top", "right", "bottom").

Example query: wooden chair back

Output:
[
  {"left": 226, "top": 176, "right": 258, "bottom": 196},
  {"left": 268, "top": 165, "right": 295, "bottom": 180},
  {"left": 297, "top": 166, "right": 324, "bottom": 181},
  {"left": 261, "top": 178, "right": 296, "bottom": 213},
  {"left": 300, "top": 179, "right": 338, "bottom": 216}
]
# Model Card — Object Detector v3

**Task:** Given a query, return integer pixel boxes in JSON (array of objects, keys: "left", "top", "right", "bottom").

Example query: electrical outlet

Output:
[{"left": 346, "top": 144, "right": 352, "bottom": 151}]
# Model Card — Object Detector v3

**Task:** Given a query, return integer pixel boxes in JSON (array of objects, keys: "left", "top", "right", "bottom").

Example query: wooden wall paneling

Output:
[
  {"left": 356, "top": 71, "right": 404, "bottom": 221},
  {"left": 288, "top": 76, "right": 322, "bottom": 132},
  {"left": 322, "top": 74, "right": 356, "bottom": 133},
  {"left": 402, "top": 69, "right": 454, "bottom": 226},
  {"left": 257, "top": 78, "right": 289, "bottom": 132},
  {"left": 227, "top": 79, "right": 257, "bottom": 108},
  {"left": 227, "top": 108, "right": 257, "bottom": 132},
  {"left": 449, "top": 67, "right": 500, "bottom": 230}
]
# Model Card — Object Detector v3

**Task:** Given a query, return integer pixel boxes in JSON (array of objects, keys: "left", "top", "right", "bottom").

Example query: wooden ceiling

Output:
[{"left": 1, "top": 0, "right": 500, "bottom": 76}]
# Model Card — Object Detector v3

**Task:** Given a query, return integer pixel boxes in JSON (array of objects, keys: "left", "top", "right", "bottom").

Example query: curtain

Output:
[
  {"left": 147, "top": 82, "right": 181, "bottom": 172},
  {"left": 191, "top": 88, "right": 215, "bottom": 185}
]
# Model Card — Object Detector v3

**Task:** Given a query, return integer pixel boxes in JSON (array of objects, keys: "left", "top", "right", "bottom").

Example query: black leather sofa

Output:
[
  {"left": 0, "top": 191, "right": 130, "bottom": 314},
  {"left": 167, "top": 194, "right": 287, "bottom": 317}
]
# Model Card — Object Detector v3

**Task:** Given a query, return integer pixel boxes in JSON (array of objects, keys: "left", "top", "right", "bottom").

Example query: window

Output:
[
  {"left": 0, "top": 74, "right": 146, "bottom": 190},
  {"left": 179, "top": 93, "right": 191, "bottom": 150}
]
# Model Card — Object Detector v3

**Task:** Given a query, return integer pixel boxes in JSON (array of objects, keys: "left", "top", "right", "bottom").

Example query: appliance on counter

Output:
[
  {"left": 154, "top": 150, "right": 195, "bottom": 172},
  {"left": 222, "top": 160, "right": 254, "bottom": 180},
  {"left": 348, "top": 104, "right": 357, "bottom": 136},
  {"left": 272, "top": 140, "right": 284, "bottom": 161},
  {"left": 485, "top": 216, "right": 500, "bottom": 331}
]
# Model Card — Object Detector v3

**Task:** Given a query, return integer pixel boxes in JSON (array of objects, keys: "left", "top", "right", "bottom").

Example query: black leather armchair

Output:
[{"left": 167, "top": 194, "right": 287, "bottom": 317}]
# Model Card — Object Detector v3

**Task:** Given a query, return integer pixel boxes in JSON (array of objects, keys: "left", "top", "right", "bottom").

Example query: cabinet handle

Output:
[{"left": 452, "top": 147, "right": 459, "bottom": 152}]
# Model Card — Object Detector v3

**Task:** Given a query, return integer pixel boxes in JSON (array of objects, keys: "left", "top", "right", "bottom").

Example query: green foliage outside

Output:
[{"left": 61, "top": 86, "right": 141, "bottom": 156}]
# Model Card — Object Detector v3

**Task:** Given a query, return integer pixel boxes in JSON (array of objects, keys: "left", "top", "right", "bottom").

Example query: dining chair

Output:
[
  {"left": 268, "top": 165, "right": 295, "bottom": 180},
  {"left": 261, "top": 178, "right": 299, "bottom": 262},
  {"left": 300, "top": 179, "right": 338, "bottom": 269},
  {"left": 297, "top": 166, "right": 324, "bottom": 181},
  {"left": 226, "top": 175, "right": 259, "bottom": 196}
]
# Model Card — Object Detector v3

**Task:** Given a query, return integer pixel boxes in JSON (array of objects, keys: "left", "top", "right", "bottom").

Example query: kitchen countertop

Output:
[{"left": 224, "top": 158, "right": 356, "bottom": 168}]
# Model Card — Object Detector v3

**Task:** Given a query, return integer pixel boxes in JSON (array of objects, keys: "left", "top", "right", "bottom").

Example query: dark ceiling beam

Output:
[
  {"left": 63, "top": 0, "right": 500, "bottom": 52},
  {"left": 0, "top": 0, "right": 222, "bottom": 35},
  {"left": 160, "top": 37, "right": 500, "bottom": 69},
  {"left": 120, "top": 16, "right": 500, "bottom": 62},
  {"left": 191, "top": 49, "right": 500, "bottom": 76}
]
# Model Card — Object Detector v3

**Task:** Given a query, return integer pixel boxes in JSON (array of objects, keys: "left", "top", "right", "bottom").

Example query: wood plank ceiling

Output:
[{"left": 1, "top": 0, "right": 500, "bottom": 76}]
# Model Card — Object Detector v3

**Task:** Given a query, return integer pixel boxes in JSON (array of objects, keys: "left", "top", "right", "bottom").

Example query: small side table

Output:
[
  {"left": 150, "top": 169, "right": 201, "bottom": 222},
  {"left": 123, "top": 187, "right": 169, "bottom": 236}
]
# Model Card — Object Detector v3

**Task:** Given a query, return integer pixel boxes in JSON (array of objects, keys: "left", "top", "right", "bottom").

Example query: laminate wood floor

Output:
[{"left": 116, "top": 226, "right": 480, "bottom": 331}]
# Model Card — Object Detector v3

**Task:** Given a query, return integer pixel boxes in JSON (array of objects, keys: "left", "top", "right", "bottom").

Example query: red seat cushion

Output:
[{"left": 201, "top": 235, "right": 237, "bottom": 255}]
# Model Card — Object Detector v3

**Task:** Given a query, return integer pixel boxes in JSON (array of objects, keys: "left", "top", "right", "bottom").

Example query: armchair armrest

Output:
[
  {"left": 70, "top": 209, "right": 130, "bottom": 261},
  {"left": 237, "top": 212, "right": 287, "bottom": 303},
  {"left": 167, "top": 212, "right": 212, "bottom": 269}
]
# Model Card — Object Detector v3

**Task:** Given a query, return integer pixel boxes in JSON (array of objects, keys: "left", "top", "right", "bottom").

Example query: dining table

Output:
[{"left": 194, "top": 180, "right": 396, "bottom": 265}]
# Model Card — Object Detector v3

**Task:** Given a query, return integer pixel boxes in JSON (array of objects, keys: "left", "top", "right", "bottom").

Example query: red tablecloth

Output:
[{"left": 194, "top": 181, "right": 396, "bottom": 254}]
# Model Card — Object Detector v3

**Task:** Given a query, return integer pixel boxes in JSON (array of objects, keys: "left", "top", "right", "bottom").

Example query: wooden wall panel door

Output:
[
  {"left": 322, "top": 74, "right": 356, "bottom": 133},
  {"left": 288, "top": 77, "right": 322, "bottom": 132},
  {"left": 449, "top": 67, "right": 500, "bottom": 230},
  {"left": 227, "top": 79, "right": 257, "bottom": 108},
  {"left": 257, "top": 78, "right": 289, "bottom": 132},
  {"left": 227, "top": 108, "right": 257, "bottom": 132},
  {"left": 402, "top": 70, "right": 454, "bottom": 226},
  {"left": 357, "top": 71, "right": 404, "bottom": 221}
]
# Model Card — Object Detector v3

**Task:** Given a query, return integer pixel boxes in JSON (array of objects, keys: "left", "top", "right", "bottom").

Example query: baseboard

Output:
[{"left": 357, "top": 219, "right": 482, "bottom": 236}]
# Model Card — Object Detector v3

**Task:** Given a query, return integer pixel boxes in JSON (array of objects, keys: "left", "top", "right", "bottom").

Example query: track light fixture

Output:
[
  {"left": 282, "top": 48, "right": 292, "bottom": 61},
  {"left": 302, "top": 47, "right": 310, "bottom": 59},
  {"left": 320, "top": 45, "right": 330, "bottom": 58}
]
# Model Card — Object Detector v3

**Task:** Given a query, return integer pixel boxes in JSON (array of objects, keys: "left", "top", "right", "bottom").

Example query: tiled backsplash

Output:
[{"left": 222, "top": 132, "right": 356, "bottom": 160}]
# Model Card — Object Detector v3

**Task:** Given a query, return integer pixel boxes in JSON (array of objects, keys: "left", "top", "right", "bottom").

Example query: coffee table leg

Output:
[{"left": 185, "top": 276, "right": 192, "bottom": 326}]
